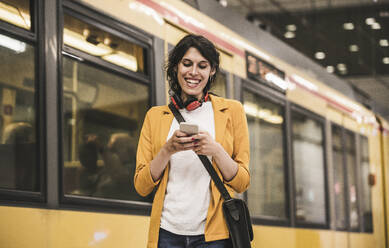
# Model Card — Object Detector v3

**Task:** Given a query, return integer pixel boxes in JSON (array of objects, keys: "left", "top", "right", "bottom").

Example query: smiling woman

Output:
[{"left": 135, "top": 34, "right": 250, "bottom": 248}]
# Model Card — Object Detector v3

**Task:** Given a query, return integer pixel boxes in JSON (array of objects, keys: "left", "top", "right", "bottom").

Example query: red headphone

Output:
[{"left": 170, "top": 92, "right": 209, "bottom": 111}]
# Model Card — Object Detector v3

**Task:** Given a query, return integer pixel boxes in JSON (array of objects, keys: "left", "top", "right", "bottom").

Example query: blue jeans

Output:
[{"left": 158, "top": 228, "right": 232, "bottom": 248}]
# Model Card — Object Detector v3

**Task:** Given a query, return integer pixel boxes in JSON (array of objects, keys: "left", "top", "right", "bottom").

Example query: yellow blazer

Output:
[{"left": 135, "top": 95, "right": 250, "bottom": 248}]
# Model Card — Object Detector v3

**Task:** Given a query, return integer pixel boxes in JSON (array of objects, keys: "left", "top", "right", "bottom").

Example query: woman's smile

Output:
[{"left": 185, "top": 78, "right": 201, "bottom": 88}]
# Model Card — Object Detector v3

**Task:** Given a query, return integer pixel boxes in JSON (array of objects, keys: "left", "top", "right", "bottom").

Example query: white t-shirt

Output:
[{"left": 160, "top": 101, "right": 215, "bottom": 235}]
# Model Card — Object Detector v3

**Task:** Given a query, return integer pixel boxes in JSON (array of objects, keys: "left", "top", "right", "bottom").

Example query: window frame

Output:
[
  {"left": 359, "top": 134, "right": 373, "bottom": 233},
  {"left": 58, "top": 1, "right": 155, "bottom": 214},
  {"left": 330, "top": 122, "right": 349, "bottom": 231},
  {"left": 0, "top": 0, "right": 46, "bottom": 204},
  {"left": 62, "top": 2, "right": 153, "bottom": 84},
  {"left": 242, "top": 79, "right": 291, "bottom": 227},
  {"left": 343, "top": 128, "right": 361, "bottom": 232},
  {"left": 0, "top": 0, "right": 36, "bottom": 40},
  {"left": 290, "top": 104, "right": 330, "bottom": 229},
  {"left": 330, "top": 124, "right": 364, "bottom": 232}
]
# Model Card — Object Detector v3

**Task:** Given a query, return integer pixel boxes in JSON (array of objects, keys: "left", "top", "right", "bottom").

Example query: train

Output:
[{"left": 0, "top": 0, "right": 388, "bottom": 247}]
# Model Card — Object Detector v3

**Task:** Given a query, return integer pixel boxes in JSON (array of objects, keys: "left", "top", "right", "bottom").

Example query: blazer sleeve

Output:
[
  {"left": 134, "top": 109, "right": 160, "bottom": 197},
  {"left": 225, "top": 101, "right": 250, "bottom": 193}
]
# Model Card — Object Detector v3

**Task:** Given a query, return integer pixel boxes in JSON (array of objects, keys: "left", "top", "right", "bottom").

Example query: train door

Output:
[{"left": 331, "top": 115, "right": 377, "bottom": 248}]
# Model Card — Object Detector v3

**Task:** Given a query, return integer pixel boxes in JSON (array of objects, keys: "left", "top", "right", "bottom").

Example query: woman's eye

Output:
[{"left": 183, "top": 62, "right": 192, "bottom": 67}]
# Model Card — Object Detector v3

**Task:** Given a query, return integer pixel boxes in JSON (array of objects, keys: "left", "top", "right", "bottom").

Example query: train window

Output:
[
  {"left": 0, "top": 0, "right": 31, "bottom": 30},
  {"left": 62, "top": 56, "right": 151, "bottom": 202},
  {"left": 360, "top": 135, "right": 372, "bottom": 232},
  {"left": 345, "top": 130, "right": 359, "bottom": 230},
  {"left": 0, "top": 34, "right": 38, "bottom": 191},
  {"left": 63, "top": 14, "right": 147, "bottom": 74},
  {"left": 211, "top": 72, "right": 227, "bottom": 98},
  {"left": 332, "top": 124, "right": 347, "bottom": 230},
  {"left": 292, "top": 111, "right": 327, "bottom": 225},
  {"left": 243, "top": 90, "right": 287, "bottom": 220}
]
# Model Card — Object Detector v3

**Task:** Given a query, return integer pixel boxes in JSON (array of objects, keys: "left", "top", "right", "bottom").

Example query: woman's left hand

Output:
[
  {"left": 192, "top": 131, "right": 238, "bottom": 181},
  {"left": 191, "top": 131, "right": 222, "bottom": 156}
]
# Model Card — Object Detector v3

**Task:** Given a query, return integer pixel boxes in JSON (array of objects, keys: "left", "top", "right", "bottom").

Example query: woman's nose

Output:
[{"left": 189, "top": 65, "right": 198, "bottom": 75}]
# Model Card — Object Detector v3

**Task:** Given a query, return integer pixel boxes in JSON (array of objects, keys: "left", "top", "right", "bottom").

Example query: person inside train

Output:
[
  {"left": 75, "top": 134, "right": 102, "bottom": 196},
  {"left": 95, "top": 132, "right": 142, "bottom": 200},
  {"left": 135, "top": 34, "right": 250, "bottom": 248}
]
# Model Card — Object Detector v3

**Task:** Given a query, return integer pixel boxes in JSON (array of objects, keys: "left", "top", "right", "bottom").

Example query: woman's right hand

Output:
[
  {"left": 150, "top": 130, "right": 196, "bottom": 181},
  {"left": 164, "top": 130, "right": 196, "bottom": 155}
]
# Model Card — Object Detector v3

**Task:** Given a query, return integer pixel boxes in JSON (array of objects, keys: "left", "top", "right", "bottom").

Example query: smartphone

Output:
[{"left": 179, "top": 122, "right": 199, "bottom": 135}]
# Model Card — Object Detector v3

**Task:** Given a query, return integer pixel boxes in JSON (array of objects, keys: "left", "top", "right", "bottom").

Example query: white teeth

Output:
[{"left": 186, "top": 79, "right": 199, "bottom": 84}]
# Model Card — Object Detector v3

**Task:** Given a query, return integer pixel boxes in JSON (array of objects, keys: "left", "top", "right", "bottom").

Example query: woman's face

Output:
[{"left": 177, "top": 47, "right": 215, "bottom": 102}]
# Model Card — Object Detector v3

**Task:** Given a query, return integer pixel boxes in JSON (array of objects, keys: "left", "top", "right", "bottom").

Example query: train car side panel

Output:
[{"left": 0, "top": 206, "right": 150, "bottom": 248}]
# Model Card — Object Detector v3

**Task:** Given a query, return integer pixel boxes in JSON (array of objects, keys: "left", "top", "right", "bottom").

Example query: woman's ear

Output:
[{"left": 210, "top": 67, "right": 216, "bottom": 77}]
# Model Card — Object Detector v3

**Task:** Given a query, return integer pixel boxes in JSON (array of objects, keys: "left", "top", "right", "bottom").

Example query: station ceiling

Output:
[{"left": 217, "top": 0, "right": 389, "bottom": 117}]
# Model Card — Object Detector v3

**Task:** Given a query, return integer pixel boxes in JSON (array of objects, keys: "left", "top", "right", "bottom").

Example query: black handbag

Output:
[{"left": 169, "top": 103, "right": 253, "bottom": 248}]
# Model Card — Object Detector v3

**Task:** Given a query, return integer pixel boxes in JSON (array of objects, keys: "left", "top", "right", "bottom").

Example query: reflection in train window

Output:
[
  {"left": 292, "top": 111, "right": 326, "bottom": 224},
  {"left": 0, "top": 0, "right": 31, "bottom": 30},
  {"left": 211, "top": 72, "right": 226, "bottom": 98},
  {"left": 332, "top": 125, "right": 347, "bottom": 230},
  {"left": 62, "top": 56, "right": 151, "bottom": 202},
  {"left": 243, "top": 90, "right": 287, "bottom": 220},
  {"left": 0, "top": 34, "right": 38, "bottom": 191},
  {"left": 63, "top": 14, "right": 147, "bottom": 74},
  {"left": 360, "top": 135, "right": 372, "bottom": 232},
  {"left": 345, "top": 130, "right": 359, "bottom": 230}
]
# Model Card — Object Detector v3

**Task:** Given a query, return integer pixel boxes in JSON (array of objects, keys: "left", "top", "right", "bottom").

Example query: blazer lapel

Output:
[
  {"left": 211, "top": 95, "right": 229, "bottom": 147},
  {"left": 159, "top": 106, "right": 174, "bottom": 150}
]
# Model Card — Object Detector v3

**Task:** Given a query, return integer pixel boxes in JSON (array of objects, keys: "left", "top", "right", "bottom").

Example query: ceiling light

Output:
[
  {"left": 82, "top": 29, "right": 90, "bottom": 37},
  {"left": 243, "top": 102, "right": 283, "bottom": 124},
  {"left": 380, "top": 39, "right": 389, "bottom": 47},
  {"left": 383, "top": 57, "right": 389, "bottom": 64},
  {"left": 372, "top": 22, "right": 381, "bottom": 30},
  {"left": 349, "top": 44, "right": 359, "bottom": 52},
  {"left": 63, "top": 28, "right": 112, "bottom": 56},
  {"left": 365, "top": 17, "right": 376, "bottom": 25},
  {"left": 219, "top": 0, "right": 228, "bottom": 7},
  {"left": 103, "top": 51, "right": 138, "bottom": 71},
  {"left": 0, "top": 2, "right": 31, "bottom": 29},
  {"left": 264, "top": 115, "right": 283, "bottom": 124},
  {"left": 286, "top": 24, "right": 297, "bottom": 31},
  {"left": 343, "top": 22, "right": 354, "bottom": 30},
  {"left": 337, "top": 63, "right": 347, "bottom": 71},
  {"left": 315, "top": 51, "right": 325, "bottom": 60},
  {"left": 337, "top": 63, "right": 348, "bottom": 75},
  {"left": 326, "top": 66, "right": 334, "bottom": 73},
  {"left": 0, "top": 34, "right": 26, "bottom": 53},
  {"left": 243, "top": 102, "right": 258, "bottom": 117},
  {"left": 284, "top": 31, "right": 295, "bottom": 39}
]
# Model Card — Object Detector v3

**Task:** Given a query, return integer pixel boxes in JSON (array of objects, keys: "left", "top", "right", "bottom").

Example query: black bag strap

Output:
[{"left": 168, "top": 102, "right": 232, "bottom": 201}]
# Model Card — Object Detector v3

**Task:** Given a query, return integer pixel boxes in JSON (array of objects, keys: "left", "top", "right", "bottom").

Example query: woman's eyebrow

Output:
[{"left": 182, "top": 58, "right": 209, "bottom": 63}]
